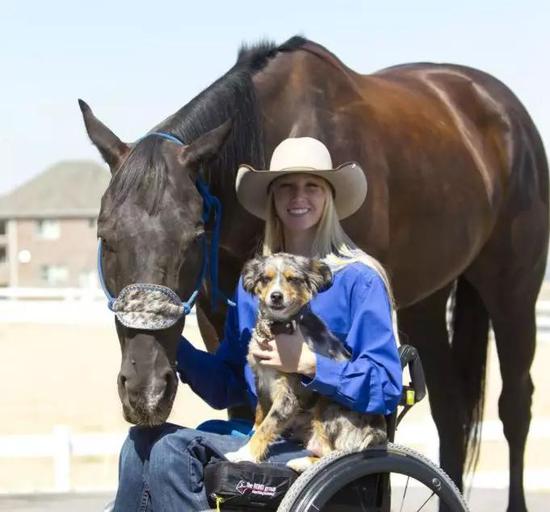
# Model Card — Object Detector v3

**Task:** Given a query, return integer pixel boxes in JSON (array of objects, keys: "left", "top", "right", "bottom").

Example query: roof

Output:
[{"left": 0, "top": 160, "right": 111, "bottom": 219}]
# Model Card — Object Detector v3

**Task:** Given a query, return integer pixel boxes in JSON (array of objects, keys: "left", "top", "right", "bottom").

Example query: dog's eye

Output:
[
  {"left": 259, "top": 275, "right": 271, "bottom": 285},
  {"left": 286, "top": 276, "right": 303, "bottom": 284}
]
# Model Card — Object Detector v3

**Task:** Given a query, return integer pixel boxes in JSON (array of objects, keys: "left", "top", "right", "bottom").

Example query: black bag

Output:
[{"left": 204, "top": 461, "right": 298, "bottom": 510}]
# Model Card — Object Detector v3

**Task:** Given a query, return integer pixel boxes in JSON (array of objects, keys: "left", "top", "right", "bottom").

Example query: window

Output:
[
  {"left": 0, "top": 247, "right": 6, "bottom": 263},
  {"left": 78, "top": 270, "right": 97, "bottom": 288},
  {"left": 0, "top": 221, "right": 6, "bottom": 235},
  {"left": 40, "top": 265, "right": 68, "bottom": 286},
  {"left": 36, "top": 219, "right": 60, "bottom": 239}
]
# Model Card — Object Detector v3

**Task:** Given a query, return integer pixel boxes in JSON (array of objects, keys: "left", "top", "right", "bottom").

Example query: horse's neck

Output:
[
  {"left": 210, "top": 177, "right": 263, "bottom": 262},
  {"left": 253, "top": 47, "right": 364, "bottom": 149}
]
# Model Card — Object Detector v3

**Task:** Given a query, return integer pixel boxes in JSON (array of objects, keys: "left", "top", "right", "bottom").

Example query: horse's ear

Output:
[
  {"left": 78, "top": 99, "right": 130, "bottom": 173},
  {"left": 179, "top": 120, "right": 233, "bottom": 170}
]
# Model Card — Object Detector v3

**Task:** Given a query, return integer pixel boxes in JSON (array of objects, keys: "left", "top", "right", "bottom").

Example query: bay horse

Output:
[{"left": 80, "top": 37, "right": 548, "bottom": 512}]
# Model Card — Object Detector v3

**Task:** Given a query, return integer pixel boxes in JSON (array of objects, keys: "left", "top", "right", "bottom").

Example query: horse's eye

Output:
[{"left": 102, "top": 239, "right": 115, "bottom": 253}]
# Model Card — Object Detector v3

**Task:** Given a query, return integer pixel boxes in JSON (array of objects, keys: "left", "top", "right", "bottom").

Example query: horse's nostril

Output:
[
  {"left": 164, "top": 370, "right": 176, "bottom": 390},
  {"left": 270, "top": 291, "right": 283, "bottom": 303}
]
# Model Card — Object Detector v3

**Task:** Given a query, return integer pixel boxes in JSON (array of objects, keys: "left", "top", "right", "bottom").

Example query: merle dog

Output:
[{"left": 225, "top": 253, "right": 386, "bottom": 472}]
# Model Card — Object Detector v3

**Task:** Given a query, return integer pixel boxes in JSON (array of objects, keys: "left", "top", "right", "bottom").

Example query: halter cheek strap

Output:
[{"left": 97, "top": 239, "right": 115, "bottom": 311}]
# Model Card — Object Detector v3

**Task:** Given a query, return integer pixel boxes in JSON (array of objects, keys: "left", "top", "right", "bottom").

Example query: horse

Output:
[{"left": 79, "top": 37, "right": 548, "bottom": 512}]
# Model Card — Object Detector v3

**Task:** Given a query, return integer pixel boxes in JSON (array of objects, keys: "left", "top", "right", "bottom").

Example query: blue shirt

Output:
[{"left": 177, "top": 262, "right": 403, "bottom": 415}]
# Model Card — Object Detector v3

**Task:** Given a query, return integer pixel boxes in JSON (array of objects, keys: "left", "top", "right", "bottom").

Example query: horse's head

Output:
[{"left": 79, "top": 100, "right": 231, "bottom": 425}]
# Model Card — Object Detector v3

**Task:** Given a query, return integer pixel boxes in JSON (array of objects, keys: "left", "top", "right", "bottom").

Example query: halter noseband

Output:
[{"left": 97, "top": 131, "right": 235, "bottom": 330}]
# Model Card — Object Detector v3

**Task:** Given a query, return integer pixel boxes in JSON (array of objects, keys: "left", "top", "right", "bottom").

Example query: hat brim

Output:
[{"left": 235, "top": 162, "right": 367, "bottom": 220}]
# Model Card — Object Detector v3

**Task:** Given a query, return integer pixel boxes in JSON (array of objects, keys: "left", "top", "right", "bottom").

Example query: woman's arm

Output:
[
  {"left": 303, "top": 272, "right": 402, "bottom": 415},
  {"left": 176, "top": 296, "right": 250, "bottom": 410}
]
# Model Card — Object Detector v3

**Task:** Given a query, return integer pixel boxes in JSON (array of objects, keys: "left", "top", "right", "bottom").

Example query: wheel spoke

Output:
[
  {"left": 399, "top": 475, "right": 410, "bottom": 512},
  {"left": 416, "top": 490, "right": 436, "bottom": 511},
  {"left": 276, "top": 445, "right": 468, "bottom": 512}
]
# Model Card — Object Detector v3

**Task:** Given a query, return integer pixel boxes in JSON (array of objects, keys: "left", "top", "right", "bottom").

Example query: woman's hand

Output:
[{"left": 250, "top": 330, "right": 317, "bottom": 377}]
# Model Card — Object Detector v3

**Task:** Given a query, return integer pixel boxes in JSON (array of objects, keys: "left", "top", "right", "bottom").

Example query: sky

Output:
[{"left": 1, "top": 0, "right": 549, "bottom": 195}]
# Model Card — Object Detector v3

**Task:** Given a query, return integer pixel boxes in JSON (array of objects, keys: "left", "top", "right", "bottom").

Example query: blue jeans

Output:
[{"left": 113, "top": 422, "right": 311, "bottom": 511}]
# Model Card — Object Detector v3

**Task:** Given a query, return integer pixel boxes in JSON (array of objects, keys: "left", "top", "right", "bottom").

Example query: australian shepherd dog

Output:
[{"left": 225, "top": 253, "right": 386, "bottom": 472}]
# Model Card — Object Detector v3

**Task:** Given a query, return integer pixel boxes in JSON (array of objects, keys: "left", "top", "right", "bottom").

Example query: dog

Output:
[{"left": 225, "top": 253, "right": 386, "bottom": 472}]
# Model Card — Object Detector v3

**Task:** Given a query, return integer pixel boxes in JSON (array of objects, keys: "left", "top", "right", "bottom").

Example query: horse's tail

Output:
[{"left": 450, "top": 276, "right": 490, "bottom": 474}]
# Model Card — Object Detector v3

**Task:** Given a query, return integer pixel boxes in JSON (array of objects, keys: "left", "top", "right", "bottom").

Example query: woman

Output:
[{"left": 113, "top": 137, "right": 402, "bottom": 512}]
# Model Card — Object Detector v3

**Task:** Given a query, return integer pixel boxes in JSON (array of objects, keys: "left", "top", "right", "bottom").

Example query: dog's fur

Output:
[{"left": 225, "top": 253, "right": 386, "bottom": 472}]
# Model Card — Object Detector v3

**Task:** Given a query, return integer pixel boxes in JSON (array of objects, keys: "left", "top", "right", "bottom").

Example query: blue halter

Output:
[{"left": 97, "top": 131, "right": 235, "bottom": 319}]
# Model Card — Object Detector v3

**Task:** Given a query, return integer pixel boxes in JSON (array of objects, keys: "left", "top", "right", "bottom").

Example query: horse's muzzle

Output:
[{"left": 118, "top": 368, "right": 179, "bottom": 426}]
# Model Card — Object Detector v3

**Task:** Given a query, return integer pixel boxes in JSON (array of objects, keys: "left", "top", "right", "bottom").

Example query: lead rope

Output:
[{"left": 196, "top": 178, "right": 236, "bottom": 311}]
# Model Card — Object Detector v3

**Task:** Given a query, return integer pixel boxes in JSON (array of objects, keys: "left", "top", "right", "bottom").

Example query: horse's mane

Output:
[{"left": 109, "top": 36, "right": 308, "bottom": 214}]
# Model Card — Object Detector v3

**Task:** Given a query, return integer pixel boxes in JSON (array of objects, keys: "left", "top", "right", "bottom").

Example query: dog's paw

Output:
[
  {"left": 224, "top": 444, "right": 259, "bottom": 463},
  {"left": 286, "top": 456, "right": 317, "bottom": 473}
]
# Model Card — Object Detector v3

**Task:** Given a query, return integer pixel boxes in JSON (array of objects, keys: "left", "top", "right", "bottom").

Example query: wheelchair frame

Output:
[{"left": 274, "top": 344, "right": 470, "bottom": 512}]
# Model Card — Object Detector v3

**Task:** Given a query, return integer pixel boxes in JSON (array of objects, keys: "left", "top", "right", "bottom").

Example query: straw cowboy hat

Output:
[{"left": 235, "top": 137, "right": 367, "bottom": 220}]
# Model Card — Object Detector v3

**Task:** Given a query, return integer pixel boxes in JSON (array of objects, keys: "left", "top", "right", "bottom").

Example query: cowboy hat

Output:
[{"left": 235, "top": 137, "right": 367, "bottom": 220}]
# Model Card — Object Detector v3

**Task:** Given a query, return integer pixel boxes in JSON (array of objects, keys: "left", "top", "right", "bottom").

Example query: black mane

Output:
[{"left": 110, "top": 36, "right": 308, "bottom": 213}]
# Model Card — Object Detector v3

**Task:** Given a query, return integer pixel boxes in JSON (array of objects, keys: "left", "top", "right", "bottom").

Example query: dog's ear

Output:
[
  {"left": 307, "top": 260, "right": 333, "bottom": 293},
  {"left": 241, "top": 257, "right": 265, "bottom": 293}
]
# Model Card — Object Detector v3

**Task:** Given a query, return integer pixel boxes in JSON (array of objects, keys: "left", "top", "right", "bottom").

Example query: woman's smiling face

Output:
[{"left": 272, "top": 173, "right": 328, "bottom": 234}]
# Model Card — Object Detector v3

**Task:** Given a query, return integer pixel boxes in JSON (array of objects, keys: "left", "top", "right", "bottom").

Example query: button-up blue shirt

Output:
[{"left": 177, "top": 262, "right": 402, "bottom": 415}]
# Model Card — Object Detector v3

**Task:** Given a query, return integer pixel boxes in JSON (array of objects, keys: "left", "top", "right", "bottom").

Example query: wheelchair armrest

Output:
[{"left": 398, "top": 344, "right": 427, "bottom": 404}]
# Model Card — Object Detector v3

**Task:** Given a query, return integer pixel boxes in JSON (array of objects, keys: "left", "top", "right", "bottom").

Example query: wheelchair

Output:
[
  {"left": 104, "top": 345, "right": 469, "bottom": 511},
  {"left": 271, "top": 344, "right": 470, "bottom": 512},
  {"left": 206, "top": 345, "right": 469, "bottom": 512}
]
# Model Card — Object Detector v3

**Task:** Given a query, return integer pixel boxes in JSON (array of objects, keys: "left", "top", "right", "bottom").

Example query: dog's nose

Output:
[{"left": 270, "top": 291, "right": 283, "bottom": 304}]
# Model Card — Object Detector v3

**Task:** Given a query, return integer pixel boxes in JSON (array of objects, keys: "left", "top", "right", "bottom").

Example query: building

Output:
[{"left": 0, "top": 161, "right": 110, "bottom": 288}]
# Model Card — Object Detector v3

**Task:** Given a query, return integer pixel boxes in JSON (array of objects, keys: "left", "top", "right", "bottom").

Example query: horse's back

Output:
[
  {"left": 372, "top": 62, "right": 549, "bottom": 281},
  {"left": 357, "top": 60, "right": 548, "bottom": 259},
  {"left": 369, "top": 60, "right": 548, "bottom": 199},
  {"left": 257, "top": 47, "right": 548, "bottom": 304}
]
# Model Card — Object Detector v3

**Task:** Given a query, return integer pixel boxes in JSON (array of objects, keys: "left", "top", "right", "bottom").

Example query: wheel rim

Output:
[{"left": 290, "top": 449, "right": 465, "bottom": 512}]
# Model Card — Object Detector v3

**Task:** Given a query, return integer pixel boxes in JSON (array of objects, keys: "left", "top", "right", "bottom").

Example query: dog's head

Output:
[{"left": 242, "top": 253, "right": 333, "bottom": 320}]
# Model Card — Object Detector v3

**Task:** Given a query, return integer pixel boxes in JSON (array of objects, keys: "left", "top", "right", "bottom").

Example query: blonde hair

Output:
[{"left": 262, "top": 180, "right": 395, "bottom": 305}]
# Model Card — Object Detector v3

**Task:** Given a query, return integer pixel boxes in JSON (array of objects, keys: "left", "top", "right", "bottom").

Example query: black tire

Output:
[{"left": 277, "top": 443, "right": 469, "bottom": 512}]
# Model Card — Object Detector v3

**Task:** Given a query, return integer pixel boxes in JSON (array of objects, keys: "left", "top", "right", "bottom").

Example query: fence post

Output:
[{"left": 53, "top": 425, "right": 71, "bottom": 492}]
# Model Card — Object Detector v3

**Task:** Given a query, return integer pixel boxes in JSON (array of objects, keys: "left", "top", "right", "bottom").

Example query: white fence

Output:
[
  {"left": 2, "top": 288, "right": 550, "bottom": 493},
  {"left": 1, "top": 287, "right": 549, "bottom": 333},
  {"left": 0, "top": 287, "right": 110, "bottom": 326},
  {"left": 0, "top": 287, "right": 105, "bottom": 300},
  {"left": 535, "top": 300, "right": 550, "bottom": 332},
  {"left": 1, "top": 419, "right": 550, "bottom": 493},
  {"left": 0, "top": 427, "right": 125, "bottom": 492},
  {"left": 0, "top": 287, "right": 197, "bottom": 326}
]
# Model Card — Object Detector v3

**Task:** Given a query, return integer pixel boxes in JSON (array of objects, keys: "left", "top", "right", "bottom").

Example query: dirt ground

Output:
[{"left": 1, "top": 315, "right": 550, "bottom": 497}]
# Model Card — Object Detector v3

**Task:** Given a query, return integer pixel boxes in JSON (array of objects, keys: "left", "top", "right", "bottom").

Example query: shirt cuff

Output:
[
  {"left": 302, "top": 353, "right": 346, "bottom": 398},
  {"left": 176, "top": 336, "right": 196, "bottom": 384}
]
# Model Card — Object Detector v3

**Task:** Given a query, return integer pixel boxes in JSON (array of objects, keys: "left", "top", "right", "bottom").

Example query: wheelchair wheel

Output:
[{"left": 277, "top": 443, "right": 469, "bottom": 512}]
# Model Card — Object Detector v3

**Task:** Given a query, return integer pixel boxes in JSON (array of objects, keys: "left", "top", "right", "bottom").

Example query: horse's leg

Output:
[
  {"left": 397, "top": 284, "right": 466, "bottom": 497},
  {"left": 492, "top": 298, "right": 535, "bottom": 512},
  {"left": 463, "top": 193, "right": 549, "bottom": 512},
  {"left": 465, "top": 269, "right": 540, "bottom": 512}
]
